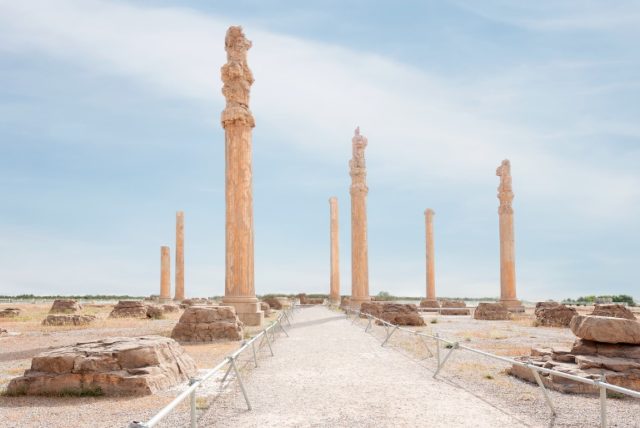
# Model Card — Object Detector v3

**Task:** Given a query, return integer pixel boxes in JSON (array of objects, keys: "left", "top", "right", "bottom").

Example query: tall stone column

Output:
[
  {"left": 349, "top": 127, "right": 371, "bottom": 308},
  {"left": 220, "top": 26, "right": 263, "bottom": 326},
  {"left": 160, "top": 246, "right": 171, "bottom": 303},
  {"left": 496, "top": 160, "right": 524, "bottom": 312},
  {"left": 424, "top": 209, "right": 437, "bottom": 303},
  {"left": 329, "top": 197, "right": 340, "bottom": 305},
  {"left": 174, "top": 211, "right": 185, "bottom": 301}
]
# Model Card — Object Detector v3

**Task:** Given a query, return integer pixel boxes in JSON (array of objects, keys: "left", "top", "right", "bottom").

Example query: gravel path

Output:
[{"left": 199, "top": 306, "right": 528, "bottom": 427}]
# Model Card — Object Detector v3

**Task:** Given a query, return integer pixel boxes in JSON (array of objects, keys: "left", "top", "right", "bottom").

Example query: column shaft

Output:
[
  {"left": 160, "top": 246, "right": 171, "bottom": 302},
  {"left": 329, "top": 197, "right": 340, "bottom": 304},
  {"left": 175, "top": 211, "right": 185, "bottom": 301}
]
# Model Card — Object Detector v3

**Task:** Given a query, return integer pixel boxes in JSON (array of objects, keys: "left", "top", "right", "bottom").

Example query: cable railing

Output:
[
  {"left": 342, "top": 305, "right": 640, "bottom": 428},
  {"left": 129, "top": 304, "right": 296, "bottom": 428}
]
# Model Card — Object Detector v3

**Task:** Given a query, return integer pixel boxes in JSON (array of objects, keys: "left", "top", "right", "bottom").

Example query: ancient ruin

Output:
[
  {"left": 361, "top": 302, "right": 425, "bottom": 326},
  {"left": 220, "top": 26, "right": 263, "bottom": 326},
  {"left": 49, "top": 299, "right": 82, "bottom": 314},
  {"left": 439, "top": 299, "right": 470, "bottom": 315},
  {"left": 534, "top": 301, "right": 577, "bottom": 327},
  {"left": 510, "top": 315, "right": 640, "bottom": 393},
  {"left": 159, "top": 246, "right": 171, "bottom": 303},
  {"left": 0, "top": 308, "right": 21, "bottom": 318},
  {"left": 262, "top": 297, "right": 283, "bottom": 310},
  {"left": 42, "top": 314, "right": 96, "bottom": 326},
  {"left": 260, "top": 301, "right": 271, "bottom": 317},
  {"left": 109, "top": 301, "right": 148, "bottom": 318},
  {"left": 6, "top": 336, "right": 197, "bottom": 396},
  {"left": 349, "top": 127, "right": 371, "bottom": 308},
  {"left": 175, "top": 211, "right": 185, "bottom": 301},
  {"left": 474, "top": 302, "right": 512, "bottom": 320},
  {"left": 423, "top": 209, "right": 438, "bottom": 307},
  {"left": 329, "top": 197, "right": 341, "bottom": 305},
  {"left": 171, "top": 306, "right": 243, "bottom": 342},
  {"left": 298, "top": 294, "right": 324, "bottom": 305},
  {"left": 591, "top": 303, "right": 636, "bottom": 320},
  {"left": 496, "top": 160, "right": 524, "bottom": 312}
]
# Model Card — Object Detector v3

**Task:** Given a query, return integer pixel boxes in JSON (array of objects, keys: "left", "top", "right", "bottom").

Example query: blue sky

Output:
[{"left": 0, "top": 0, "right": 638, "bottom": 301}]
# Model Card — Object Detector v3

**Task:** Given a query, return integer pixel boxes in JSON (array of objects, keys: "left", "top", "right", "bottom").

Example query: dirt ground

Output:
[{"left": 0, "top": 302, "right": 275, "bottom": 428}]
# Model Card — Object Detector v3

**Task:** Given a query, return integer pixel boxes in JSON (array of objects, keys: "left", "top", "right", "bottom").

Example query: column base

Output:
[
  {"left": 349, "top": 296, "right": 371, "bottom": 309},
  {"left": 222, "top": 297, "right": 264, "bottom": 327},
  {"left": 159, "top": 297, "right": 172, "bottom": 304},
  {"left": 500, "top": 299, "right": 525, "bottom": 313},
  {"left": 329, "top": 297, "right": 341, "bottom": 306}
]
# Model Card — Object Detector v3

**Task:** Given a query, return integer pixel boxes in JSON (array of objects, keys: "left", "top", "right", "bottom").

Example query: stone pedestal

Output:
[
  {"left": 220, "top": 26, "right": 263, "bottom": 326},
  {"left": 424, "top": 209, "right": 437, "bottom": 305},
  {"left": 174, "top": 211, "right": 185, "bottom": 301},
  {"left": 160, "top": 246, "right": 171, "bottom": 303},
  {"left": 329, "top": 197, "right": 341, "bottom": 305},
  {"left": 349, "top": 128, "right": 371, "bottom": 308},
  {"left": 496, "top": 160, "right": 524, "bottom": 313}
]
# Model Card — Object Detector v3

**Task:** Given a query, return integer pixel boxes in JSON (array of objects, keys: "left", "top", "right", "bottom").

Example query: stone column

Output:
[
  {"left": 160, "top": 246, "right": 171, "bottom": 303},
  {"left": 174, "top": 211, "right": 185, "bottom": 301},
  {"left": 424, "top": 209, "right": 437, "bottom": 303},
  {"left": 349, "top": 127, "right": 371, "bottom": 308},
  {"left": 496, "top": 160, "right": 524, "bottom": 312},
  {"left": 329, "top": 197, "right": 340, "bottom": 305},
  {"left": 220, "top": 26, "right": 263, "bottom": 326}
]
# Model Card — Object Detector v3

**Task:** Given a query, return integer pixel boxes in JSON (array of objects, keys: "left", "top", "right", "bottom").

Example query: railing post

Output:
[
  {"left": 230, "top": 356, "right": 252, "bottom": 410},
  {"left": 251, "top": 341, "right": 258, "bottom": 368},
  {"left": 529, "top": 365, "right": 556, "bottom": 415},
  {"left": 435, "top": 333, "right": 440, "bottom": 369},
  {"left": 263, "top": 328, "right": 274, "bottom": 356},
  {"left": 365, "top": 315, "right": 372, "bottom": 332},
  {"left": 189, "top": 377, "right": 199, "bottom": 428},
  {"left": 433, "top": 342, "right": 458, "bottom": 378},
  {"left": 381, "top": 325, "right": 398, "bottom": 347},
  {"left": 279, "top": 319, "right": 289, "bottom": 337},
  {"left": 599, "top": 374, "right": 607, "bottom": 428}
]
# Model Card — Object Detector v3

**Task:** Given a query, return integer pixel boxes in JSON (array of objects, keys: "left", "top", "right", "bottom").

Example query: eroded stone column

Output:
[
  {"left": 349, "top": 127, "right": 371, "bottom": 308},
  {"left": 220, "top": 26, "right": 263, "bottom": 326},
  {"left": 174, "top": 211, "right": 185, "bottom": 301},
  {"left": 329, "top": 197, "right": 340, "bottom": 305},
  {"left": 425, "top": 209, "right": 436, "bottom": 303},
  {"left": 496, "top": 160, "right": 524, "bottom": 312},
  {"left": 160, "top": 246, "right": 171, "bottom": 303}
]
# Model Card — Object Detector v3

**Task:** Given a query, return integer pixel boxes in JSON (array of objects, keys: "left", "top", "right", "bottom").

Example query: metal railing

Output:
[
  {"left": 342, "top": 306, "right": 640, "bottom": 428},
  {"left": 129, "top": 304, "right": 296, "bottom": 428}
]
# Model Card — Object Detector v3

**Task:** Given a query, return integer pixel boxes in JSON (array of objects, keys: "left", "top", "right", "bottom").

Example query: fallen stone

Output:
[
  {"left": 419, "top": 299, "right": 440, "bottom": 309},
  {"left": 109, "top": 301, "right": 148, "bottom": 318},
  {"left": 42, "top": 314, "right": 96, "bottom": 326},
  {"left": 0, "top": 308, "right": 21, "bottom": 318},
  {"left": 535, "top": 302, "right": 577, "bottom": 327},
  {"left": 145, "top": 305, "right": 164, "bottom": 319},
  {"left": 6, "top": 336, "right": 197, "bottom": 396},
  {"left": 260, "top": 302, "right": 271, "bottom": 317},
  {"left": 571, "top": 339, "right": 640, "bottom": 359},
  {"left": 570, "top": 315, "right": 640, "bottom": 345},
  {"left": 551, "top": 347, "right": 575, "bottom": 363},
  {"left": 361, "top": 302, "right": 425, "bottom": 326},
  {"left": 575, "top": 354, "right": 640, "bottom": 372},
  {"left": 591, "top": 304, "right": 636, "bottom": 320},
  {"left": 440, "top": 300, "right": 470, "bottom": 315},
  {"left": 49, "top": 299, "right": 82, "bottom": 314},
  {"left": 473, "top": 303, "right": 512, "bottom": 320},
  {"left": 262, "top": 297, "right": 283, "bottom": 310},
  {"left": 171, "top": 306, "right": 243, "bottom": 342}
]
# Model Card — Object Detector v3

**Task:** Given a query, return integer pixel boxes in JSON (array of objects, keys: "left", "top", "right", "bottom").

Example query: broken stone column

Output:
[
  {"left": 220, "top": 26, "right": 263, "bottom": 326},
  {"left": 424, "top": 209, "right": 437, "bottom": 305},
  {"left": 496, "top": 160, "right": 524, "bottom": 313},
  {"left": 174, "top": 211, "right": 185, "bottom": 301},
  {"left": 160, "top": 246, "right": 171, "bottom": 303},
  {"left": 329, "top": 197, "right": 341, "bottom": 305},
  {"left": 349, "top": 127, "right": 371, "bottom": 308}
]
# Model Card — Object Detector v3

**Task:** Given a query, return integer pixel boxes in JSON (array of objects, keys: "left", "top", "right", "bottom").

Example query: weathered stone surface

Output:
[
  {"left": 162, "top": 304, "right": 180, "bottom": 313},
  {"left": 571, "top": 339, "right": 640, "bottom": 359},
  {"left": 535, "top": 302, "right": 577, "bottom": 327},
  {"left": 419, "top": 299, "right": 440, "bottom": 309},
  {"left": 361, "top": 302, "right": 425, "bottom": 326},
  {"left": 6, "top": 336, "right": 197, "bottom": 396},
  {"left": 474, "top": 303, "right": 512, "bottom": 320},
  {"left": 298, "top": 294, "right": 324, "bottom": 305},
  {"left": 570, "top": 315, "right": 640, "bottom": 345},
  {"left": 109, "top": 301, "right": 147, "bottom": 318},
  {"left": 262, "top": 297, "right": 283, "bottom": 310},
  {"left": 171, "top": 306, "right": 243, "bottom": 342},
  {"left": 49, "top": 299, "right": 82, "bottom": 314},
  {"left": 591, "top": 304, "right": 636, "bottom": 320},
  {"left": 42, "top": 315, "right": 96, "bottom": 326},
  {"left": 260, "top": 302, "right": 271, "bottom": 317},
  {"left": 145, "top": 305, "right": 164, "bottom": 319},
  {"left": 575, "top": 354, "right": 640, "bottom": 372},
  {"left": 0, "top": 308, "right": 21, "bottom": 318},
  {"left": 440, "top": 300, "right": 470, "bottom": 315}
]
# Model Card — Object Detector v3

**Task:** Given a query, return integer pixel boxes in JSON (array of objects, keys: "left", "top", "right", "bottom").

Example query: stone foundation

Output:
[
  {"left": 591, "top": 304, "right": 636, "bottom": 320},
  {"left": 361, "top": 302, "right": 425, "bottom": 326},
  {"left": 171, "top": 306, "right": 244, "bottom": 342},
  {"left": 474, "top": 302, "right": 512, "bottom": 320},
  {"left": 109, "top": 301, "right": 147, "bottom": 318},
  {"left": 42, "top": 314, "right": 96, "bottom": 326},
  {"left": 6, "top": 336, "right": 197, "bottom": 396},
  {"left": 0, "top": 308, "right": 21, "bottom": 318},
  {"left": 262, "top": 297, "right": 282, "bottom": 310},
  {"left": 419, "top": 299, "right": 440, "bottom": 309},
  {"left": 500, "top": 299, "right": 525, "bottom": 313},
  {"left": 535, "top": 302, "right": 577, "bottom": 327},
  {"left": 439, "top": 300, "right": 470, "bottom": 315},
  {"left": 49, "top": 299, "right": 82, "bottom": 314}
]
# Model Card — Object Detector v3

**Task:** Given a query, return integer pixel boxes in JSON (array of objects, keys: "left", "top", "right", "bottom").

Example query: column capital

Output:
[
  {"left": 221, "top": 26, "right": 255, "bottom": 129},
  {"left": 496, "top": 159, "right": 514, "bottom": 215}
]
